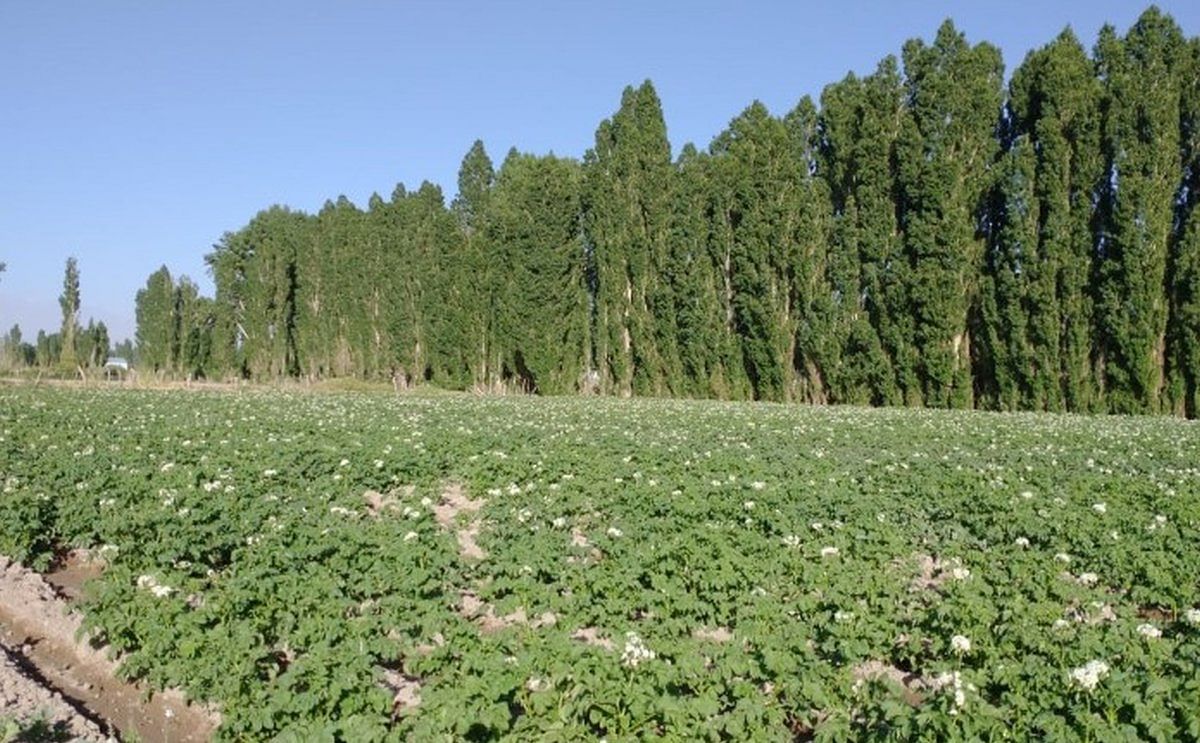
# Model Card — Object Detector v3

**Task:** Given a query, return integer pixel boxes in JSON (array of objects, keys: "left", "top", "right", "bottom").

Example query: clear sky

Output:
[{"left": 3, "top": 1, "right": 1197, "bottom": 343}]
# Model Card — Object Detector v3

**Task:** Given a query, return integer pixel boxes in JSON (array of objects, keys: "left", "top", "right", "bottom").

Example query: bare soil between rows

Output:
[{"left": 0, "top": 554, "right": 219, "bottom": 743}]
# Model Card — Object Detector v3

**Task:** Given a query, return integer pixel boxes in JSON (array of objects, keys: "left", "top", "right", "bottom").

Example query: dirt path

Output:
[
  {"left": 0, "top": 555, "right": 219, "bottom": 743},
  {"left": 431, "top": 483, "right": 487, "bottom": 560},
  {"left": 0, "top": 638, "right": 114, "bottom": 742}
]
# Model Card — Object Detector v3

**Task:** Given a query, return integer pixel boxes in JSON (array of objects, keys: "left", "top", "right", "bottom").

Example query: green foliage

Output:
[
  {"left": 484, "top": 152, "right": 590, "bottom": 394},
  {"left": 980, "top": 137, "right": 1038, "bottom": 409},
  {"left": 897, "top": 21, "right": 1003, "bottom": 409},
  {"left": 135, "top": 266, "right": 174, "bottom": 373},
  {"left": 818, "top": 61, "right": 905, "bottom": 406},
  {"left": 0, "top": 713, "right": 73, "bottom": 743},
  {"left": 1166, "top": 37, "right": 1200, "bottom": 417},
  {"left": 1004, "top": 30, "right": 1104, "bottom": 412},
  {"left": 670, "top": 144, "right": 743, "bottom": 399},
  {"left": 453, "top": 141, "right": 497, "bottom": 387},
  {"left": 0, "top": 325, "right": 34, "bottom": 370},
  {"left": 452, "top": 139, "right": 495, "bottom": 236},
  {"left": 707, "top": 99, "right": 833, "bottom": 402},
  {"left": 1094, "top": 9, "right": 1189, "bottom": 413},
  {"left": 3, "top": 388, "right": 1200, "bottom": 739},
  {"left": 135, "top": 268, "right": 214, "bottom": 378},
  {"left": 142, "top": 7, "right": 1200, "bottom": 419},
  {"left": 58, "top": 257, "right": 80, "bottom": 370},
  {"left": 584, "top": 81, "right": 682, "bottom": 396}
]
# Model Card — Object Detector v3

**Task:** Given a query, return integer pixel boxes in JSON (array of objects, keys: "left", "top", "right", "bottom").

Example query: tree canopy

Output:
[{"left": 134, "top": 7, "right": 1200, "bottom": 417}]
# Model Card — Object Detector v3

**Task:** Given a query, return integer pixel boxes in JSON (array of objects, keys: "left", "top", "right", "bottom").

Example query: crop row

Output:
[{"left": 1, "top": 388, "right": 1198, "bottom": 740}]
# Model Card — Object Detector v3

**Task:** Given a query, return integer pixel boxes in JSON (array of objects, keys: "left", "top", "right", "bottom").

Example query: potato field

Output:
[{"left": 1, "top": 388, "right": 1198, "bottom": 741}]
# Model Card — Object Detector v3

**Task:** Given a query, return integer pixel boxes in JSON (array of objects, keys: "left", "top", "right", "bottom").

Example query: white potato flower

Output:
[{"left": 1069, "top": 660, "right": 1109, "bottom": 691}]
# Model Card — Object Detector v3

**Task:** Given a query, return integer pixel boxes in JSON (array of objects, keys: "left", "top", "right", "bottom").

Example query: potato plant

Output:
[{"left": 1, "top": 388, "right": 1198, "bottom": 740}]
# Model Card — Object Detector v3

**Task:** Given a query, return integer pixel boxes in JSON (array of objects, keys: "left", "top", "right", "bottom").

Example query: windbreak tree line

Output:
[
  {"left": 2, "top": 257, "right": 114, "bottom": 373},
  {"left": 137, "top": 8, "right": 1200, "bottom": 416}
]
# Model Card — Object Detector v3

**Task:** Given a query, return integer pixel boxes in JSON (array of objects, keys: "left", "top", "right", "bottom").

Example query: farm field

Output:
[{"left": 1, "top": 387, "right": 1199, "bottom": 741}]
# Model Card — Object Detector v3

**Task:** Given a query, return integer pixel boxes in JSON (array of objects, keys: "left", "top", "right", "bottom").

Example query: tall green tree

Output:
[
  {"left": 206, "top": 231, "right": 252, "bottom": 379},
  {"left": 135, "top": 266, "right": 175, "bottom": 373},
  {"left": 452, "top": 140, "right": 496, "bottom": 387},
  {"left": 669, "top": 144, "right": 743, "bottom": 398},
  {"left": 79, "top": 319, "right": 109, "bottom": 368},
  {"left": 58, "top": 257, "right": 81, "bottom": 370},
  {"left": 485, "top": 151, "right": 591, "bottom": 393},
  {"left": 784, "top": 98, "right": 836, "bottom": 403},
  {"left": 707, "top": 100, "right": 831, "bottom": 401},
  {"left": 980, "top": 138, "right": 1038, "bottom": 409},
  {"left": 296, "top": 197, "right": 356, "bottom": 378},
  {"left": 452, "top": 140, "right": 495, "bottom": 236},
  {"left": 1000, "top": 29, "right": 1105, "bottom": 412},
  {"left": 35, "top": 331, "right": 60, "bottom": 368},
  {"left": 1, "top": 324, "right": 21, "bottom": 369},
  {"left": 174, "top": 276, "right": 213, "bottom": 378},
  {"left": 819, "top": 59, "right": 909, "bottom": 405},
  {"left": 414, "top": 182, "right": 473, "bottom": 388},
  {"left": 584, "top": 81, "right": 682, "bottom": 396},
  {"left": 1166, "top": 36, "right": 1200, "bottom": 417},
  {"left": 1094, "top": 9, "right": 1189, "bottom": 412},
  {"left": 377, "top": 185, "right": 433, "bottom": 384},
  {"left": 897, "top": 21, "right": 1004, "bottom": 407},
  {"left": 236, "top": 207, "right": 305, "bottom": 379}
]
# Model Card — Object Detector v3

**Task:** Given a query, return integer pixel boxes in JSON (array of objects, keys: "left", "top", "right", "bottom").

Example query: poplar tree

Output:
[
  {"left": 303, "top": 196, "right": 361, "bottom": 377},
  {"left": 709, "top": 101, "right": 827, "bottom": 401},
  {"left": 380, "top": 185, "right": 434, "bottom": 383},
  {"left": 79, "top": 319, "right": 109, "bottom": 368},
  {"left": 238, "top": 207, "right": 304, "bottom": 379},
  {"left": 897, "top": 21, "right": 1003, "bottom": 408},
  {"left": 670, "top": 144, "right": 743, "bottom": 398},
  {"left": 786, "top": 98, "right": 837, "bottom": 403},
  {"left": 59, "top": 257, "right": 81, "bottom": 370},
  {"left": 708, "top": 103, "right": 791, "bottom": 400},
  {"left": 415, "top": 182, "right": 473, "bottom": 388},
  {"left": 1004, "top": 29, "right": 1104, "bottom": 411},
  {"left": 1095, "top": 9, "right": 1188, "bottom": 412},
  {"left": 36, "top": 331, "right": 60, "bottom": 368},
  {"left": 584, "top": 81, "right": 681, "bottom": 396},
  {"left": 1166, "top": 37, "right": 1200, "bottom": 416},
  {"left": 205, "top": 231, "right": 252, "bottom": 379},
  {"left": 452, "top": 140, "right": 496, "bottom": 388},
  {"left": 135, "top": 266, "right": 175, "bottom": 373},
  {"left": 293, "top": 199, "right": 336, "bottom": 379},
  {"left": 174, "top": 276, "right": 212, "bottom": 378},
  {"left": 980, "top": 138, "right": 1038, "bottom": 409},
  {"left": 819, "top": 59, "right": 908, "bottom": 405},
  {"left": 1, "top": 325, "right": 21, "bottom": 369},
  {"left": 352, "top": 192, "right": 397, "bottom": 379},
  {"left": 452, "top": 140, "right": 494, "bottom": 235},
  {"left": 485, "top": 151, "right": 590, "bottom": 393}
]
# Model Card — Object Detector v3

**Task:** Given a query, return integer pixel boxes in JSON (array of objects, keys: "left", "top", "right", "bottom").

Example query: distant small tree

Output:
[
  {"left": 80, "top": 319, "right": 109, "bottom": 368},
  {"left": 35, "top": 331, "right": 61, "bottom": 368},
  {"left": 135, "top": 266, "right": 175, "bottom": 373},
  {"left": 1, "top": 324, "right": 21, "bottom": 369},
  {"left": 59, "top": 258, "right": 81, "bottom": 370}
]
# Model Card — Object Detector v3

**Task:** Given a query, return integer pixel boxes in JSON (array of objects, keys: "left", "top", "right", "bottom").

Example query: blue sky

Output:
[{"left": 3, "top": 1, "right": 1197, "bottom": 343}]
